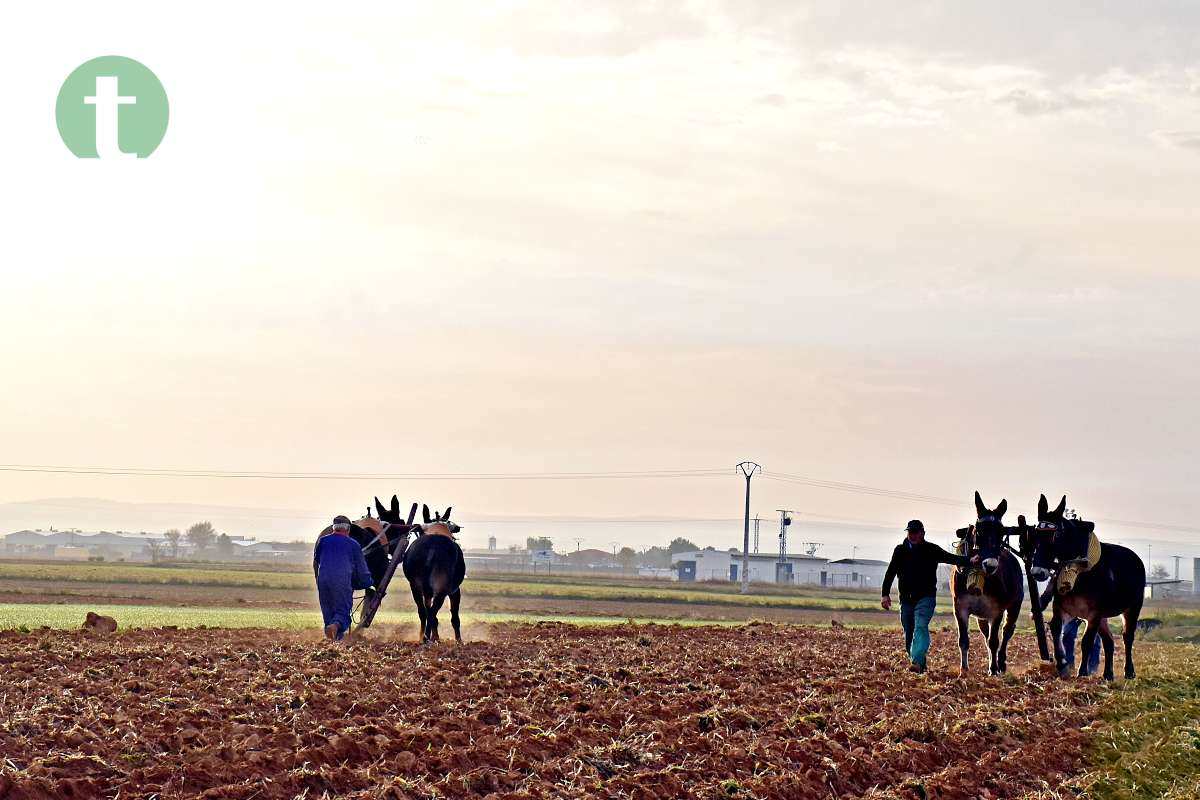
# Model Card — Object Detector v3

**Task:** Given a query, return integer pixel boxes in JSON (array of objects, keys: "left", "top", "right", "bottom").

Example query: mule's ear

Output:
[
  {"left": 1038, "top": 494, "right": 1048, "bottom": 518},
  {"left": 375, "top": 497, "right": 387, "bottom": 518},
  {"left": 974, "top": 491, "right": 988, "bottom": 518},
  {"left": 422, "top": 504, "right": 431, "bottom": 524},
  {"left": 1055, "top": 495, "right": 1067, "bottom": 517},
  {"left": 442, "top": 506, "right": 452, "bottom": 521},
  {"left": 391, "top": 495, "right": 401, "bottom": 515},
  {"left": 995, "top": 499, "right": 1007, "bottom": 518}
]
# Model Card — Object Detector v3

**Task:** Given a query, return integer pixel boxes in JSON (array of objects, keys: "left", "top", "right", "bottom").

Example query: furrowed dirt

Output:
[{"left": 0, "top": 624, "right": 1099, "bottom": 799}]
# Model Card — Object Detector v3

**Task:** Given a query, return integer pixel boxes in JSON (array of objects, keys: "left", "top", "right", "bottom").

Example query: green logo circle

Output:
[{"left": 56, "top": 56, "right": 168, "bottom": 158}]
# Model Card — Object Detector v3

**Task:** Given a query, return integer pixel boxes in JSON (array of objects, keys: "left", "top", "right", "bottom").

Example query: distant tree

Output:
[
  {"left": 666, "top": 537, "right": 699, "bottom": 555},
  {"left": 164, "top": 529, "right": 182, "bottom": 558},
  {"left": 526, "top": 536, "right": 554, "bottom": 552},
  {"left": 216, "top": 533, "right": 234, "bottom": 559},
  {"left": 186, "top": 521, "right": 217, "bottom": 553},
  {"left": 145, "top": 539, "right": 163, "bottom": 564},
  {"left": 641, "top": 546, "right": 670, "bottom": 568},
  {"left": 1149, "top": 563, "right": 1170, "bottom": 580},
  {"left": 618, "top": 546, "right": 638, "bottom": 570}
]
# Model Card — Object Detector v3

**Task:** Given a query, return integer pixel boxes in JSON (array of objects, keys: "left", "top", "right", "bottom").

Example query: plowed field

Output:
[{"left": 0, "top": 623, "right": 1099, "bottom": 799}]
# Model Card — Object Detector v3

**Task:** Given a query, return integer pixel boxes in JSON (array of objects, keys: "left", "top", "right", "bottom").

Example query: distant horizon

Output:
[{"left": 2, "top": 492, "right": 1196, "bottom": 569}]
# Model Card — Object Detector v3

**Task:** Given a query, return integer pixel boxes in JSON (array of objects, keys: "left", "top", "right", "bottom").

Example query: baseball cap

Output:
[
  {"left": 905, "top": 520, "right": 925, "bottom": 533},
  {"left": 332, "top": 515, "right": 352, "bottom": 526}
]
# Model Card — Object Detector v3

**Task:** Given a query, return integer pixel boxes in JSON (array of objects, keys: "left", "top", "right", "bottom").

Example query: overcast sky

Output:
[{"left": 1, "top": 2, "right": 1197, "bottom": 557}]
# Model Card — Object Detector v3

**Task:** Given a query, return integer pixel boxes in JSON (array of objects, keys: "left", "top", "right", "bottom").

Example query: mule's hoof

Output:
[
  {"left": 1103, "top": 672, "right": 1115, "bottom": 682},
  {"left": 1125, "top": 669, "right": 1136, "bottom": 680}
]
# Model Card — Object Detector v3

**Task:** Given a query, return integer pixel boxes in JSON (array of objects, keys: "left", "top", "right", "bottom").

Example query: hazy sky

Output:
[{"left": 1, "top": 2, "right": 1198, "bottom": 557}]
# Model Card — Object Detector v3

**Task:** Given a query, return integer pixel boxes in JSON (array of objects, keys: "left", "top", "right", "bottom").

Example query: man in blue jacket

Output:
[{"left": 314, "top": 515, "right": 375, "bottom": 641}]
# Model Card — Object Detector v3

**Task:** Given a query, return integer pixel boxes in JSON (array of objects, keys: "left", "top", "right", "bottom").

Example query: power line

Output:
[
  {"left": 761, "top": 472, "right": 964, "bottom": 507},
  {"left": 0, "top": 464, "right": 730, "bottom": 481}
]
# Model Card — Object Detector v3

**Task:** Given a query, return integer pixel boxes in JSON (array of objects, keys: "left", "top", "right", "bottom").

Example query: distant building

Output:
[
  {"left": 3, "top": 530, "right": 163, "bottom": 561},
  {"left": 3, "top": 529, "right": 285, "bottom": 563},
  {"left": 232, "top": 540, "right": 310, "bottom": 562},
  {"left": 671, "top": 549, "right": 829, "bottom": 585}
]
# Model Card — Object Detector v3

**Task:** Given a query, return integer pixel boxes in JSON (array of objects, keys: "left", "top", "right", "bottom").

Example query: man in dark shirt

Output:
[{"left": 881, "top": 520, "right": 976, "bottom": 673}]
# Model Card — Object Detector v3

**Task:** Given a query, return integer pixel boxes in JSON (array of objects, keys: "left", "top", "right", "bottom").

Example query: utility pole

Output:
[
  {"left": 573, "top": 537, "right": 584, "bottom": 553},
  {"left": 736, "top": 462, "right": 761, "bottom": 595},
  {"left": 753, "top": 516, "right": 760, "bottom": 553},
  {"left": 777, "top": 509, "right": 795, "bottom": 585}
]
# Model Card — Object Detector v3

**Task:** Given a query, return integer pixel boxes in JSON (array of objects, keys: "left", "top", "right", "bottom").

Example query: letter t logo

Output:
[{"left": 84, "top": 76, "right": 137, "bottom": 158}]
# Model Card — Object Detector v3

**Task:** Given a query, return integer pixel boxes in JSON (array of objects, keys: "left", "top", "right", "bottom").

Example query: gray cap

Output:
[{"left": 332, "top": 515, "right": 352, "bottom": 526}]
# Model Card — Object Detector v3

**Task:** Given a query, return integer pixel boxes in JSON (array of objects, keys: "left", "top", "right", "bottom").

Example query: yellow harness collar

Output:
[
  {"left": 955, "top": 539, "right": 987, "bottom": 593},
  {"left": 1056, "top": 532, "right": 1102, "bottom": 594}
]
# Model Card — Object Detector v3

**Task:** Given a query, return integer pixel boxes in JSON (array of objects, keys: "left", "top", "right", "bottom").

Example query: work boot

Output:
[
  {"left": 324, "top": 623, "right": 338, "bottom": 641},
  {"left": 908, "top": 662, "right": 927, "bottom": 674}
]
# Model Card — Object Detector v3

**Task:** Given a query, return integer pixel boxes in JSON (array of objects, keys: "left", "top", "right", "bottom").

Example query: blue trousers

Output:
[
  {"left": 1063, "top": 617, "right": 1102, "bottom": 673},
  {"left": 317, "top": 580, "right": 352, "bottom": 640},
  {"left": 900, "top": 596, "right": 936, "bottom": 669}
]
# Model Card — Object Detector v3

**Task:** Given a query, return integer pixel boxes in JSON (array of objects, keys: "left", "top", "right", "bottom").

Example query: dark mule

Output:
[
  {"left": 1027, "top": 494, "right": 1146, "bottom": 680},
  {"left": 950, "top": 492, "right": 1025, "bottom": 674},
  {"left": 358, "top": 494, "right": 418, "bottom": 577},
  {"left": 399, "top": 504, "right": 466, "bottom": 643}
]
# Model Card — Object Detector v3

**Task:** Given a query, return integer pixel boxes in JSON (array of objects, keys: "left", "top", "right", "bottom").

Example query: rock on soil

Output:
[{"left": 0, "top": 623, "right": 1099, "bottom": 799}]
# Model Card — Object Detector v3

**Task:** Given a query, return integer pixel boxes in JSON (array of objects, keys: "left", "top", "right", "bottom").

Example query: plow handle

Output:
[
  {"left": 1025, "top": 559, "right": 1051, "bottom": 661},
  {"left": 1008, "top": 518, "right": 1051, "bottom": 662},
  {"left": 357, "top": 534, "right": 409, "bottom": 629}
]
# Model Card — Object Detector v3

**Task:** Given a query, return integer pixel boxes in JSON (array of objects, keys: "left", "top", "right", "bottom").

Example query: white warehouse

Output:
[{"left": 671, "top": 549, "right": 830, "bottom": 585}]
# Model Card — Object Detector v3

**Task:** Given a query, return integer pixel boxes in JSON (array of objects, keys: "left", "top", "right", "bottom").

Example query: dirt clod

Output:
[{"left": 81, "top": 611, "right": 117, "bottom": 633}]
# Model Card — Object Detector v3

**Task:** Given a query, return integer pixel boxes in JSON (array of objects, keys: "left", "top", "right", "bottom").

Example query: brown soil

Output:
[{"left": 0, "top": 623, "right": 1098, "bottom": 799}]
